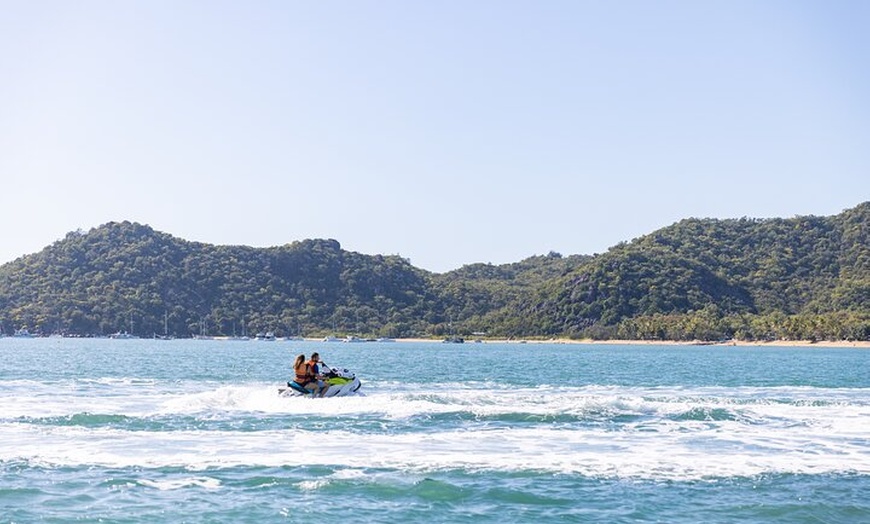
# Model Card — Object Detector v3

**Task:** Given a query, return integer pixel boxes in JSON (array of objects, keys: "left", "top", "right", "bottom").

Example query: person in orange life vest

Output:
[
  {"left": 305, "top": 352, "right": 328, "bottom": 396},
  {"left": 292, "top": 354, "right": 319, "bottom": 393}
]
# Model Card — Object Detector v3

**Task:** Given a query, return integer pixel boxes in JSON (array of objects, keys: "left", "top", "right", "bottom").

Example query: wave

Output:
[
  {"left": 4, "top": 381, "right": 868, "bottom": 428},
  {"left": 1, "top": 422, "right": 868, "bottom": 481},
  {"left": 2, "top": 380, "right": 867, "bottom": 481},
  {"left": 137, "top": 477, "right": 222, "bottom": 491}
]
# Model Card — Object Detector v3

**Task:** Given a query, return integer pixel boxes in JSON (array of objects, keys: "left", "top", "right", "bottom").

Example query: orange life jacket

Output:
[{"left": 294, "top": 363, "right": 313, "bottom": 384}]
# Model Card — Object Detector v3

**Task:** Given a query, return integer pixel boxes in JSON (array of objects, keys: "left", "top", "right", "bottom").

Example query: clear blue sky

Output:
[{"left": 1, "top": 1, "right": 868, "bottom": 273}]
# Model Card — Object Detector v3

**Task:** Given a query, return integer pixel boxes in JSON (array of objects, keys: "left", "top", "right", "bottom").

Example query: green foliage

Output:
[
  {"left": 0, "top": 203, "right": 867, "bottom": 341},
  {"left": 518, "top": 202, "right": 869, "bottom": 339},
  {"left": 0, "top": 223, "right": 436, "bottom": 338},
  {"left": 431, "top": 252, "right": 590, "bottom": 336}
]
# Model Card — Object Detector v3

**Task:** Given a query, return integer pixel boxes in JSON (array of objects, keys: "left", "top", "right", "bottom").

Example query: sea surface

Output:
[{"left": 0, "top": 338, "right": 868, "bottom": 523}]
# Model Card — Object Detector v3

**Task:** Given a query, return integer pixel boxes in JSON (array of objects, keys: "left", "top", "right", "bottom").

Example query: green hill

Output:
[
  {"left": 519, "top": 202, "right": 869, "bottom": 340},
  {"left": 0, "top": 222, "right": 435, "bottom": 337},
  {"left": 0, "top": 222, "right": 578, "bottom": 338},
  {"left": 0, "top": 203, "right": 867, "bottom": 341}
]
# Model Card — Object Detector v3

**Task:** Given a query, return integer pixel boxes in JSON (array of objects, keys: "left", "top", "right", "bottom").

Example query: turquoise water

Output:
[{"left": 1, "top": 338, "right": 868, "bottom": 522}]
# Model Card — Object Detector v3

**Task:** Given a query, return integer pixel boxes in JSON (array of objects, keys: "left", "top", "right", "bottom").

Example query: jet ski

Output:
[{"left": 279, "top": 364, "right": 362, "bottom": 397}]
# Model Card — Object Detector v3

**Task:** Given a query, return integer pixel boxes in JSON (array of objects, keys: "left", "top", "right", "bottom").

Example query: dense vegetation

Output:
[
  {"left": 520, "top": 202, "right": 869, "bottom": 341},
  {"left": 0, "top": 203, "right": 867, "bottom": 341}
]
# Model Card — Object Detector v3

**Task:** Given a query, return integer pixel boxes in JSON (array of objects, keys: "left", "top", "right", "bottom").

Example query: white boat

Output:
[
  {"left": 109, "top": 332, "right": 138, "bottom": 339},
  {"left": 254, "top": 332, "right": 276, "bottom": 341},
  {"left": 13, "top": 328, "right": 35, "bottom": 338}
]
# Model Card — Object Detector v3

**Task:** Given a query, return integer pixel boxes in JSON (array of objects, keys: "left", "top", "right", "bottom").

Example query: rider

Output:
[
  {"left": 306, "top": 352, "right": 328, "bottom": 396},
  {"left": 291, "top": 354, "right": 318, "bottom": 394}
]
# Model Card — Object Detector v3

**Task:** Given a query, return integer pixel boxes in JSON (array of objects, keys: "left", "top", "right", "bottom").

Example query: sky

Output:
[{"left": 1, "top": 1, "right": 868, "bottom": 273}]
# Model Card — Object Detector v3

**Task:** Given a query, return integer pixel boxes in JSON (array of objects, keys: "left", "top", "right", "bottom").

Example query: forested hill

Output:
[
  {"left": 521, "top": 202, "right": 869, "bottom": 340},
  {"left": 0, "top": 222, "right": 585, "bottom": 338},
  {"left": 0, "top": 203, "right": 867, "bottom": 341}
]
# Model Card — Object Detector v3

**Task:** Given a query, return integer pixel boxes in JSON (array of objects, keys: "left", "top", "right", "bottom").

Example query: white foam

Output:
[
  {"left": 138, "top": 477, "right": 222, "bottom": 490},
  {"left": 2, "top": 382, "right": 867, "bottom": 480},
  {"left": 2, "top": 417, "right": 868, "bottom": 480},
  {"left": 297, "top": 479, "right": 330, "bottom": 491}
]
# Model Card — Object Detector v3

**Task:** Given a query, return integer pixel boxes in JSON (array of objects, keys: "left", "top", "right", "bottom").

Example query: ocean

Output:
[{"left": 0, "top": 338, "right": 868, "bottom": 523}]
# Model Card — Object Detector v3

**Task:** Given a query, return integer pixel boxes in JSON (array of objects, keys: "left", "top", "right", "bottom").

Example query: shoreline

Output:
[{"left": 392, "top": 338, "right": 870, "bottom": 348}]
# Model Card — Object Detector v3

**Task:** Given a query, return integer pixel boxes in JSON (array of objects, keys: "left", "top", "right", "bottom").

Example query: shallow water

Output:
[{"left": 1, "top": 338, "right": 868, "bottom": 522}]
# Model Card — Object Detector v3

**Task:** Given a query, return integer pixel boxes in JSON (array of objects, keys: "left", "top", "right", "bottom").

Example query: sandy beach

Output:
[{"left": 393, "top": 338, "right": 870, "bottom": 348}]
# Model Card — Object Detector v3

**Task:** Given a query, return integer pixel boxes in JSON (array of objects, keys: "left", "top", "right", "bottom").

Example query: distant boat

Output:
[
  {"left": 112, "top": 313, "right": 138, "bottom": 339},
  {"left": 227, "top": 319, "right": 249, "bottom": 341},
  {"left": 13, "top": 328, "right": 35, "bottom": 338},
  {"left": 254, "top": 332, "right": 276, "bottom": 341},
  {"left": 442, "top": 336, "right": 465, "bottom": 344},
  {"left": 375, "top": 337, "right": 396, "bottom": 343},
  {"left": 109, "top": 332, "right": 138, "bottom": 340},
  {"left": 323, "top": 336, "right": 342, "bottom": 342},
  {"left": 154, "top": 311, "right": 173, "bottom": 339},
  {"left": 343, "top": 336, "right": 365, "bottom": 343}
]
